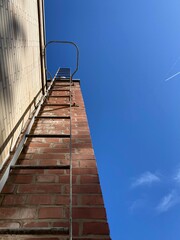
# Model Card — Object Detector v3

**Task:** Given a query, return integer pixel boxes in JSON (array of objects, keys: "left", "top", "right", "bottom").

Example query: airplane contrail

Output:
[{"left": 165, "top": 71, "right": 180, "bottom": 82}]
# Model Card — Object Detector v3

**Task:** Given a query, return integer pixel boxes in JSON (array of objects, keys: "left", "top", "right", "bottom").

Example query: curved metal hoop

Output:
[{"left": 44, "top": 40, "right": 79, "bottom": 79}]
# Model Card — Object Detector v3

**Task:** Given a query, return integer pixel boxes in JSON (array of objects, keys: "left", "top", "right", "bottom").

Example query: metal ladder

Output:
[{"left": 0, "top": 41, "right": 79, "bottom": 240}]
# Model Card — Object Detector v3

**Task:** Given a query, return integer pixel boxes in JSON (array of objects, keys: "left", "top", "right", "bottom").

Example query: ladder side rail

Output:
[
  {"left": 0, "top": 68, "right": 60, "bottom": 192},
  {"left": 54, "top": 68, "right": 73, "bottom": 240},
  {"left": 69, "top": 73, "right": 73, "bottom": 240}
]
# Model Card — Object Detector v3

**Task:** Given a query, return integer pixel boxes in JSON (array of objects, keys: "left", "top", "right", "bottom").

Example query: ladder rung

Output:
[
  {"left": 47, "top": 96, "right": 70, "bottom": 98},
  {"left": 26, "top": 134, "right": 70, "bottom": 138},
  {"left": 0, "top": 227, "right": 69, "bottom": 235},
  {"left": 11, "top": 165, "right": 70, "bottom": 169},
  {"left": 54, "top": 80, "right": 71, "bottom": 83},
  {"left": 53, "top": 83, "right": 71, "bottom": 86},
  {"left": 43, "top": 104, "right": 70, "bottom": 107},
  {"left": 50, "top": 89, "right": 70, "bottom": 92},
  {"left": 54, "top": 78, "right": 70, "bottom": 81},
  {"left": 35, "top": 116, "right": 70, "bottom": 119}
]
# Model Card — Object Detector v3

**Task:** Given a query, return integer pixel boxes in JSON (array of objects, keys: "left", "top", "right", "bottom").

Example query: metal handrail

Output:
[
  {"left": 44, "top": 40, "right": 79, "bottom": 79},
  {"left": 0, "top": 68, "right": 60, "bottom": 192}
]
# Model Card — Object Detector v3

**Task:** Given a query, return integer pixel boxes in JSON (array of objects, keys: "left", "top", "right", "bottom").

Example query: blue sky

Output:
[{"left": 45, "top": 1, "right": 180, "bottom": 239}]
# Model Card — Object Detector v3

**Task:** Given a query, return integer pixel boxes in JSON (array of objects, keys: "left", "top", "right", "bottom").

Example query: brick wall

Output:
[
  {"left": 0, "top": 81, "right": 111, "bottom": 239},
  {"left": 0, "top": 0, "right": 45, "bottom": 166}
]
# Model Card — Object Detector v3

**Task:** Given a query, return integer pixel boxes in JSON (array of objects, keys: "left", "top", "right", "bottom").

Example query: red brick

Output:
[
  {"left": 38, "top": 207, "right": 64, "bottom": 219},
  {"left": 75, "top": 139, "right": 92, "bottom": 144},
  {"left": 11, "top": 175, "right": 34, "bottom": 184},
  {"left": 73, "top": 207, "right": 106, "bottom": 219},
  {"left": 54, "top": 195, "right": 69, "bottom": 205},
  {"left": 26, "top": 143, "right": 50, "bottom": 148},
  {"left": 0, "top": 208, "right": 36, "bottom": 219},
  {"left": 81, "top": 195, "right": 104, "bottom": 205},
  {"left": 62, "top": 139, "right": 71, "bottom": 143},
  {"left": 72, "top": 130, "right": 89, "bottom": 135},
  {"left": 18, "top": 184, "right": 61, "bottom": 193},
  {"left": 27, "top": 195, "right": 52, "bottom": 205},
  {"left": 72, "top": 143, "right": 92, "bottom": 148},
  {"left": 73, "top": 135, "right": 91, "bottom": 139},
  {"left": 22, "top": 147, "right": 39, "bottom": 154},
  {"left": 32, "top": 153, "right": 65, "bottom": 159},
  {"left": 80, "top": 175, "right": 99, "bottom": 184},
  {"left": 72, "top": 161, "right": 79, "bottom": 168},
  {"left": 36, "top": 175, "right": 57, "bottom": 183},
  {"left": 1, "top": 184, "right": 15, "bottom": 193},
  {"left": 54, "top": 195, "right": 77, "bottom": 205},
  {"left": 0, "top": 83, "right": 110, "bottom": 239},
  {"left": 12, "top": 169, "right": 44, "bottom": 174},
  {"left": 59, "top": 175, "right": 76, "bottom": 184},
  {"left": 2, "top": 195, "right": 26, "bottom": 205},
  {"left": 72, "top": 154, "right": 95, "bottom": 161},
  {"left": 72, "top": 154, "right": 95, "bottom": 160},
  {"left": 83, "top": 222, "right": 109, "bottom": 235},
  {"left": 24, "top": 238, "right": 59, "bottom": 240},
  {"left": 39, "top": 139, "right": 63, "bottom": 144},
  {"left": 38, "top": 159, "right": 59, "bottom": 165},
  {"left": 0, "top": 222, "right": 20, "bottom": 228},
  {"left": 46, "top": 169, "right": 67, "bottom": 175},
  {"left": 23, "top": 222, "right": 49, "bottom": 228},
  {"left": 19, "top": 153, "right": 33, "bottom": 160},
  {"left": 79, "top": 160, "right": 97, "bottom": 168},
  {"left": 17, "top": 159, "right": 38, "bottom": 166},
  {"left": 73, "top": 168, "right": 97, "bottom": 175},
  {"left": 52, "top": 221, "right": 79, "bottom": 236},
  {"left": 72, "top": 185, "right": 101, "bottom": 194},
  {"left": 20, "top": 208, "right": 37, "bottom": 219},
  {"left": 51, "top": 143, "right": 69, "bottom": 148},
  {"left": 40, "top": 148, "right": 70, "bottom": 154}
]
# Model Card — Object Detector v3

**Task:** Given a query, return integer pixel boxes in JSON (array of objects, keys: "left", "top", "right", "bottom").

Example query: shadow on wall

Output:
[
  {"left": 0, "top": 7, "right": 27, "bottom": 101},
  {"left": 12, "top": 14, "right": 26, "bottom": 41},
  {"left": 0, "top": 2, "right": 27, "bottom": 157}
]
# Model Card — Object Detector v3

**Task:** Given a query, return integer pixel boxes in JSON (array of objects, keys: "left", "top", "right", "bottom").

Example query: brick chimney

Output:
[{"left": 0, "top": 73, "right": 111, "bottom": 239}]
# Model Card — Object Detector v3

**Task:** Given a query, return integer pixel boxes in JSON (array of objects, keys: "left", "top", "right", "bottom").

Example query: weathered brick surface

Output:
[
  {"left": 83, "top": 222, "right": 110, "bottom": 235},
  {"left": 0, "top": 81, "right": 111, "bottom": 239},
  {"left": 38, "top": 207, "right": 64, "bottom": 219}
]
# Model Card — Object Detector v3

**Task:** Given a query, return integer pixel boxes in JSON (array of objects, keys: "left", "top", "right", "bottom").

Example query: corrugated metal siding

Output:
[{"left": 0, "top": 0, "right": 45, "bottom": 166}]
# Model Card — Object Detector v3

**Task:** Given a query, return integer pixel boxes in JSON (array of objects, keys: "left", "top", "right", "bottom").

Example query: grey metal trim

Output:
[
  {"left": 37, "top": 0, "right": 45, "bottom": 95},
  {"left": 44, "top": 40, "right": 79, "bottom": 79}
]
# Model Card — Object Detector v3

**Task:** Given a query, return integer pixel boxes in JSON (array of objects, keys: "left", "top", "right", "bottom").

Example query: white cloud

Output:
[
  {"left": 129, "top": 199, "right": 145, "bottom": 213},
  {"left": 131, "top": 171, "right": 160, "bottom": 188},
  {"left": 156, "top": 190, "right": 180, "bottom": 213}
]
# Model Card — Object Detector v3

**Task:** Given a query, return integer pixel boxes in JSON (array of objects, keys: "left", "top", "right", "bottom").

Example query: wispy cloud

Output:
[
  {"left": 165, "top": 71, "right": 180, "bottom": 82},
  {"left": 156, "top": 190, "right": 180, "bottom": 213},
  {"left": 129, "top": 199, "right": 145, "bottom": 213},
  {"left": 131, "top": 171, "right": 160, "bottom": 188},
  {"left": 174, "top": 168, "right": 180, "bottom": 184}
]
